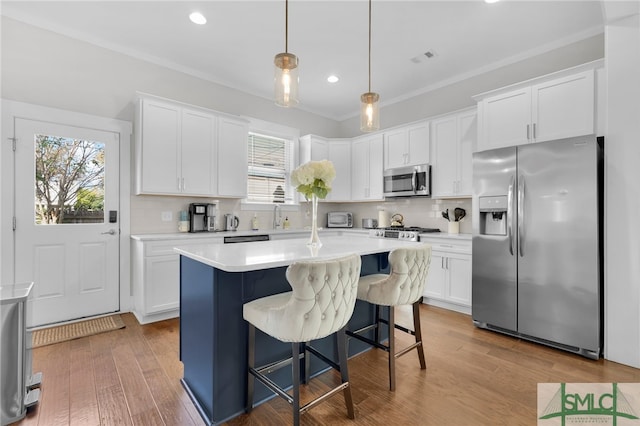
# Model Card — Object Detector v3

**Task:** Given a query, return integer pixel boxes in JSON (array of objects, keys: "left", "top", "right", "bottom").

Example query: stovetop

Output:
[{"left": 369, "top": 226, "right": 440, "bottom": 242}]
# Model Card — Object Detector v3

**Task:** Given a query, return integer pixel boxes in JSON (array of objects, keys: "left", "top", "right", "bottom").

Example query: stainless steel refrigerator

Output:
[{"left": 472, "top": 135, "right": 603, "bottom": 359}]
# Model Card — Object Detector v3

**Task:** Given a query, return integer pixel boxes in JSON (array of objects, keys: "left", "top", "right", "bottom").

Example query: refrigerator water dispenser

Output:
[{"left": 479, "top": 196, "right": 508, "bottom": 236}]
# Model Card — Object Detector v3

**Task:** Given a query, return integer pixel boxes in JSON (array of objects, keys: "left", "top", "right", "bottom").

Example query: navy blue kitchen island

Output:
[{"left": 175, "top": 236, "right": 420, "bottom": 425}]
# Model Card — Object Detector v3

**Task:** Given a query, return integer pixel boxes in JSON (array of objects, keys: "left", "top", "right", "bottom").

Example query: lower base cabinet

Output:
[
  {"left": 421, "top": 236, "right": 472, "bottom": 314},
  {"left": 131, "top": 237, "right": 222, "bottom": 324}
]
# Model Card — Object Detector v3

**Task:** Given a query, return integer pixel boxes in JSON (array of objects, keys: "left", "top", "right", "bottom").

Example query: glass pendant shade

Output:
[
  {"left": 274, "top": 52, "right": 299, "bottom": 107},
  {"left": 360, "top": 92, "right": 380, "bottom": 132}
]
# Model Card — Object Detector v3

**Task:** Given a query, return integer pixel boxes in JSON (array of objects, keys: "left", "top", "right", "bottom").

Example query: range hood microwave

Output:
[{"left": 383, "top": 164, "right": 431, "bottom": 198}]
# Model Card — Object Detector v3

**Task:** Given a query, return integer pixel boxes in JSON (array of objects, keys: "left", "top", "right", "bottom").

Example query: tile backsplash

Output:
[{"left": 130, "top": 195, "right": 472, "bottom": 235}]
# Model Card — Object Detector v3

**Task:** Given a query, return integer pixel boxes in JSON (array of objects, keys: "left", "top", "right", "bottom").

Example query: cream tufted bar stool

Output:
[
  {"left": 243, "top": 253, "right": 361, "bottom": 425},
  {"left": 347, "top": 244, "right": 431, "bottom": 391}
]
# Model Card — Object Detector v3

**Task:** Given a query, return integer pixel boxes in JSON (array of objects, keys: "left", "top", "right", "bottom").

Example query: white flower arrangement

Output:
[{"left": 290, "top": 159, "right": 336, "bottom": 199}]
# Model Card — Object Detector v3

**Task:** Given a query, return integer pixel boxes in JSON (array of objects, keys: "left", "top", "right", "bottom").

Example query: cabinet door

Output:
[
  {"left": 384, "top": 129, "right": 408, "bottom": 169},
  {"left": 140, "top": 99, "right": 181, "bottom": 194},
  {"left": 368, "top": 134, "right": 384, "bottom": 199},
  {"left": 446, "top": 254, "right": 472, "bottom": 307},
  {"left": 310, "top": 138, "right": 329, "bottom": 161},
  {"left": 532, "top": 70, "right": 594, "bottom": 143},
  {"left": 406, "top": 121, "right": 430, "bottom": 166},
  {"left": 431, "top": 115, "right": 458, "bottom": 197},
  {"left": 480, "top": 88, "right": 531, "bottom": 151},
  {"left": 144, "top": 255, "right": 180, "bottom": 314},
  {"left": 327, "top": 141, "right": 351, "bottom": 201},
  {"left": 181, "top": 109, "right": 216, "bottom": 195},
  {"left": 423, "top": 252, "right": 446, "bottom": 299},
  {"left": 457, "top": 110, "right": 476, "bottom": 196},
  {"left": 351, "top": 138, "right": 369, "bottom": 201},
  {"left": 217, "top": 116, "right": 248, "bottom": 197},
  {"left": 351, "top": 135, "right": 383, "bottom": 201}
]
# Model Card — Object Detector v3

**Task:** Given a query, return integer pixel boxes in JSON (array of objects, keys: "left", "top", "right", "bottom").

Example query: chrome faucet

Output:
[{"left": 273, "top": 204, "right": 282, "bottom": 229}]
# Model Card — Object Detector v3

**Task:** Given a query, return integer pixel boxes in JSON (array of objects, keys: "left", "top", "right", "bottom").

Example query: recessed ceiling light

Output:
[
  {"left": 189, "top": 12, "right": 207, "bottom": 25},
  {"left": 327, "top": 75, "right": 339, "bottom": 83},
  {"left": 485, "top": 0, "right": 500, "bottom": 3}
]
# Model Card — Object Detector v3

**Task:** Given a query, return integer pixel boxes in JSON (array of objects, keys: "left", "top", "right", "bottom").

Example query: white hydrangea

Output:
[{"left": 290, "top": 160, "right": 336, "bottom": 199}]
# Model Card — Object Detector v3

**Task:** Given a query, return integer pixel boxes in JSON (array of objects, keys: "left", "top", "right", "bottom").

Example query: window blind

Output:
[{"left": 247, "top": 132, "right": 294, "bottom": 204}]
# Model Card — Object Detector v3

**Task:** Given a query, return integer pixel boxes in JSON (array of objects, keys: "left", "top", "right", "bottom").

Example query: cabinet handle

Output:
[
  {"left": 441, "top": 257, "right": 444, "bottom": 269},
  {"left": 533, "top": 123, "right": 537, "bottom": 139},
  {"left": 177, "top": 177, "right": 181, "bottom": 191},
  {"left": 526, "top": 124, "right": 530, "bottom": 140},
  {"left": 182, "top": 178, "right": 185, "bottom": 191}
]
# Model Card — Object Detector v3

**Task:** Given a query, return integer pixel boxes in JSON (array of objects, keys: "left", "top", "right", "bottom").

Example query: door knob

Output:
[{"left": 101, "top": 229, "right": 117, "bottom": 235}]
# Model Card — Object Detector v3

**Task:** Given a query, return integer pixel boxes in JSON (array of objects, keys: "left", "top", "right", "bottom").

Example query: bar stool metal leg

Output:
[
  {"left": 292, "top": 342, "right": 301, "bottom": 426},
  {"left": 246, "top": 323, "right": 255, "bottom": 413}
]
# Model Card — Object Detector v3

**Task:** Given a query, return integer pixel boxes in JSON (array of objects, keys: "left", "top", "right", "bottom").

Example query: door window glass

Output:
[{"left": 34, "top": 134, "right": 105, "bottom": 224}]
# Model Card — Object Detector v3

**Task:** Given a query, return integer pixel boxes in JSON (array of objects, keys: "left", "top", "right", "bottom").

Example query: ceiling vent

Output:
[{"left": 410, "top": 50, "right": 437, "bottom": 64}]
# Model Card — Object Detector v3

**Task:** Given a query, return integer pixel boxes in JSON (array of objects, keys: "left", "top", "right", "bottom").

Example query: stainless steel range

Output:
[{"left": 368, "top": 226, "right": 440, "bottom": 242}]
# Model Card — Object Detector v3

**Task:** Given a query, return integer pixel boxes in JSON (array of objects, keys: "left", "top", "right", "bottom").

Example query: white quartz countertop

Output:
[
  {"left": 131, "top": 228, "right": 369, "bottom": 241},
  {"left": 174, "top": 235, "right": 425, "bottom": 273}
]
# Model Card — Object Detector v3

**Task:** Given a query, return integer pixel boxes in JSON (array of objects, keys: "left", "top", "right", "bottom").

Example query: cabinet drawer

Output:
[
  {"left": 144, "top": 238, "right": 221, "bottom": 256},
  {"left": 420, "top": 237, "right": 471, "bottom": 254}
]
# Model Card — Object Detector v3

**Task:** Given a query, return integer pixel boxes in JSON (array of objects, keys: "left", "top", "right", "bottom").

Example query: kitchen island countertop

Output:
[{"left": 174, "top": 235, "right": 423, "bottom": 273}]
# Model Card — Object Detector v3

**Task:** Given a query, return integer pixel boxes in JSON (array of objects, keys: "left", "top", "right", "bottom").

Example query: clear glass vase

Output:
[{"left": 307, "top": 194, "right": 322, "bottom": 248}]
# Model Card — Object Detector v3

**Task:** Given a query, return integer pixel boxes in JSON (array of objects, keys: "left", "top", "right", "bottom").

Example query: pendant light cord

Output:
[
  {"left": 285, "top": 0, "right": 289, "bottom": 53},
  {"left": 368, "top": 0, "right": 372, "bottom": 93}
]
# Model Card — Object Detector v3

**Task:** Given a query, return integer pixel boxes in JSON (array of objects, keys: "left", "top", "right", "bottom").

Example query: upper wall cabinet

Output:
[
  {"left": 351, "top": 134, "right": 384, "bottom": 201},
  {"left": 217, "top": 116, "right": 249, "bottom": 197},
  {"left": 299, "top": 135, "right": 351, "bottom": 202},
  {"left": 431, "top": 108, "right": 476, "bottom": 198},
  {"left": 475, "top": 63, "right": 600, "bottom": 152},
  {"left": 383, "top": 121, "right": 430, "bottom": 169},
  {"left": 135, "top": 94, "right": 248, "bottom": 197}
]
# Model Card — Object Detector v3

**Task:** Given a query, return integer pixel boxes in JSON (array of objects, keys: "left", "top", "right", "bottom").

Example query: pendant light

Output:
[
  {"left": 360, "top": 0, "right": 379, "bottom": 132},
  {"left": 274, "top": 0, "right": 299, "bottom": 107}
]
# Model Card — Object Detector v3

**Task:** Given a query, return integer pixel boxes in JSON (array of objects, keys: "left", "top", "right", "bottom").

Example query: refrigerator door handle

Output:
[
  {"left": 518, "top": 174, "right": 525, "bottom": 257},
  {"left": 508, "top": 175, "right": 515, "bottom": 256}
]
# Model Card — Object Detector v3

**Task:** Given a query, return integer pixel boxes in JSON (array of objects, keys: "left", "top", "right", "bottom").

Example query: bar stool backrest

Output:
[
  {"left": 364, "top": 245, "right": 432, "bottom": 306},
  {"left": 271, "top": 254, "right": 361, "bottom": 342}
]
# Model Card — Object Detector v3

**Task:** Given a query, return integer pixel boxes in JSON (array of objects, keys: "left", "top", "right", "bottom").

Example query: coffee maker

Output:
[
  {"left": 189, "top": 203, "right": 207, "bottom": 233},
  {"left": 206, "top": 203, "right": 218, "bottom": 232}
]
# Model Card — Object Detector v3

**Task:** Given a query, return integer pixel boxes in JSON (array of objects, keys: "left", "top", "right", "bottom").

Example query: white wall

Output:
[
  {"left": 603, "top": 11, "right": 640, "bottom": 367},
  {"left": 0, "top": 17, "right": 339, "bottom": 137}
]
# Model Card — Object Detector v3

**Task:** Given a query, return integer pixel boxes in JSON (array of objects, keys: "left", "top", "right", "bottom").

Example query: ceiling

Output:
[{"left": 1, "top": 1, "right": 605, "bottom": 121}]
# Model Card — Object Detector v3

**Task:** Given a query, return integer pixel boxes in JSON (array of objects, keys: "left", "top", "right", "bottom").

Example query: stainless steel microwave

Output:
[
  {"left": 327, "top": 212, "right": 353, "bottom": 228},
  {"left": 383, "top": 164, "right": 431, "bottom": 197}
]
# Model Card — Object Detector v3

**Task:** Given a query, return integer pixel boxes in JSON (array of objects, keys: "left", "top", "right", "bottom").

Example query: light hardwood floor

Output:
[{"left": 14, "top": 306, "right": 640, "bottom": 426}]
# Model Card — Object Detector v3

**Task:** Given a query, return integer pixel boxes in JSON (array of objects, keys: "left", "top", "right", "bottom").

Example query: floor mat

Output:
[{"left": 31, "top": 314, "right": 125, "bottom": 348}]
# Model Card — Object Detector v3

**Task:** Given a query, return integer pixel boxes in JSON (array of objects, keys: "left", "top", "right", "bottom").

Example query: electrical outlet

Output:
[{"left": 161, "top": 211, "right": 173, "bottom": 222}]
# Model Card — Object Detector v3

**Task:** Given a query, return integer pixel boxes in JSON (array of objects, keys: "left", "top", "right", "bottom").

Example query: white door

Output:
[{"left": 14, "top": 118, "right": 120, "bottom": 327}]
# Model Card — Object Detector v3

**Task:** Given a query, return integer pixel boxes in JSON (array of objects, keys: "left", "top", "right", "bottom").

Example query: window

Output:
[{"left": 247, "top": 132, "right": 295, "bottom": 204}]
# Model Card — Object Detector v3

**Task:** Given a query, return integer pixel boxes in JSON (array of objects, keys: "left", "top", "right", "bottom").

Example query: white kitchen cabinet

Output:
[
  {"left": 131, "top": 236, "right": 223, "bottom": 324},
  {"left": 217, "top": 115, "right": 249, "bottom": 197},
  {"left": 299, "top": 135, "right": 351, "bottom": 202},
  {"left": 135, "top": 94, "right": 249, "bottom": 197},
  {"left": 136, "top": 96, "right": 216, "bottom": 196},
  {"left": 351, "top": 134, "right": 383, "bottom": 201},
  {"left": 431, "top": 108, "right": 476, "bottom": 198},
  {"left": 476, "top": 67, "right": 596, "bottom": 151},
  {"left": 421, "top": 236, "right": 472, "bottom": 314},
  {"left": 383, "top": 121, "right": 430, "bottom": 169}
]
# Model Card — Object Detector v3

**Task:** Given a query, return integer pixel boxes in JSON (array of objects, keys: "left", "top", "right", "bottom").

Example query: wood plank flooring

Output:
[{"left": 14, "top": 306, "right": 640, "bottom": 426}]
